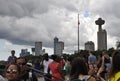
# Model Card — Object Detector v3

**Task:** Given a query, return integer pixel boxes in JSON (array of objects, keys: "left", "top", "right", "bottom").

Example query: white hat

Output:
[{"left": 27, "top": 63, "right": 32, "bottom": 66}]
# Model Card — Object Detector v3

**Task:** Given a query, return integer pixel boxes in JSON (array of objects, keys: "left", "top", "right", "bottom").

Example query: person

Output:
[
  {"left": 60, "top": 56, "right": 65, "bottom": 70},
  {"left": 48, "top": 55, "right": 64, "bottom": 81},
  {"left": 100, "top": 51, "right": 111, "bottom": 80},
  {"left": 33, "top": 59, "right": 41, "bottom": 76},
  {"left": 97, "top": 54, "right": 102, "bottom": 68},
  {"left": 88, "top": 51, "right": 97, "bottom": 69},
  {"left": 88, "top": 63, "right": 105, "bottom": 81},
  {"left": 7, "top": 50, "right": 17, "bottom": 64},
  {"left": 5, "top": 63, "right": 21, "bottom": 81},
  {"left": 60, "top": 56, "right": 66, "bottom": 76},
  {"left": 70, "top": 57, "right": 96, "bottom": 81},
  {"left": 42, "top": 53, "right": 53, "bottom": 81},
  {"left": 101, "top": 51, "right": 111, "bottom": 71},
  {"left": 96, "top": 64, "right": 107, "bottom": 81},
  {"left": 0, "top": 75, "right": 5, "bottom": 81},
  {"left": 16, "top": 57, "right": 38, "bottom": 81},
  {"left": 108, "top": 51, "right": 120, "bottom": 81},
  {"left": 64, "top": 57, "right": 71, "bottom": 81}
]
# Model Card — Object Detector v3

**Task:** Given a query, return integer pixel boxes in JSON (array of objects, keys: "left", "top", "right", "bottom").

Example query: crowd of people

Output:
[
  {"left": 1, "top": 50, "right": 38, "bottom": 81},
  {"left": 0, "top": 50, "right": 120, "bottom": 81}
]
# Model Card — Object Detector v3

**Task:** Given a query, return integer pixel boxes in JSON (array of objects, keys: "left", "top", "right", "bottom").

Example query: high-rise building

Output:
[
  {"left": 20, "top": 49, "right": 30, "bottom": 57},
  {"left": 35, "top": 42, "right": 42, "bottom": 56},
  {"left": 95, "top": 18, "right": 107, "bottom": 50},
  {"left": 54, "top": 37, "right": 58, "bottom": 54},
  {"left": 85, "top": 41, "right": 95, "bottom": 51},
  {"left": 54, "top": 37, "right": 64, "bottom": 56},
  {"left": 31, "top": 48, "right": 35, "bottom": 55},
  {"left": 97, "top": 29, "right": 107, "bottom": 50}
]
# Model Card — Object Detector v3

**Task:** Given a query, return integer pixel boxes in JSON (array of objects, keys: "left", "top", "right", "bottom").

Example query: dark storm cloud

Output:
[
  {"left": 0, "top": 13, "right": 63, "bottom": 48},
  {"left": 0, "top": 0, "right": 119, "bottom": 53},
  {"left": 0, "top": 0, "right": 50, "bottom": 18},
  {"left": 0, "top": 0, "right": 95, "bottom": 52},
  {"left": 0, "top": 16, "right": 37, "bottom": 45}
]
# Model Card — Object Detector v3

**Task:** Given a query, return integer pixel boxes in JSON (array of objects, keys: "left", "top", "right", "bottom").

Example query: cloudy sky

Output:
[{"left": 0, "top": 0, "right": 120, "bottom": 60}]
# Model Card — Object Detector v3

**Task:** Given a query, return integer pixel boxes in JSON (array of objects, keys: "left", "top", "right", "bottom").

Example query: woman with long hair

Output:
[
  {"left": 108, "top": 51, "right": 120, "bottom": 81},
  {"left": 70, "top": 57, "right": 96, "bottom": 81}
]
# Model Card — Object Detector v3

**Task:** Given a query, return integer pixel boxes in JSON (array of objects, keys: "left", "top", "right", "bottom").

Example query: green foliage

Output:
[
  {"left": 24, "top": 55, "right": 43, "bottom": 63},
  {"left": 107, "top": 47, "right": 115, "bottom": 56}
]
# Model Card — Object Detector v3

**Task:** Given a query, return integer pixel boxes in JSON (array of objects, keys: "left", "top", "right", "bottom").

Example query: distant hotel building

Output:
[
  {"left": 97, "top": 29, "right": 107, "bottom": 50},
  {"left": 35, "top": 42, "right": 42, "bottom": 56},
  {"left": 95, "top": 18, "right": 107, "bottom": 50},
  {"left": 54, "top": 37, "right": 64, "bottom": 56},
  {"left": 85, "top": 41, "right": 95, "bottom": 51}
]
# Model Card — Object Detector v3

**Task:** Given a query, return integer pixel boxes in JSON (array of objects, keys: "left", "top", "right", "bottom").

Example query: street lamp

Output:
[{"left": 78, "top": 14, "right": 80, "bottom": 53}]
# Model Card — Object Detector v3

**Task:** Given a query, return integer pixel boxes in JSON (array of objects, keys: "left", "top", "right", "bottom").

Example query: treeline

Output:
[
  {"left": 24, "top": 47, "right": 116, "bottom": 63},
  {"left": 0, "top": 47, "right": 117, "bottom": 66}
]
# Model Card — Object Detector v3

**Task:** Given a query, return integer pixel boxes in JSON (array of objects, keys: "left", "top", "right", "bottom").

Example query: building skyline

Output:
[
  {"left": 19, "top": 17, "right": 108, "bottom": 57},
  {"left": 20, "top": 49, "right": 30, "bottom": 57},
  {"left": 54, "top": 37, "right": 64, "bottom": 56}
]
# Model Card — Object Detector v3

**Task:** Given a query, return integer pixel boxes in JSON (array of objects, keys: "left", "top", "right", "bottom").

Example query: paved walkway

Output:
[{"left": 38, "top": 77, "right": 44, "bottom": 81}]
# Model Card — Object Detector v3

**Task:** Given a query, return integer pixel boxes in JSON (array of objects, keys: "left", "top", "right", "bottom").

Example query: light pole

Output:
[{"left": 78, "top": 14, "right": 80, "bottom": 53}]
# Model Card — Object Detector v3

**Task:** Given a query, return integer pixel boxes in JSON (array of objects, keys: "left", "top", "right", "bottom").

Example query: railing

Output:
[{"left": 28, "top": 67, "right": 65, "bottom": 81}]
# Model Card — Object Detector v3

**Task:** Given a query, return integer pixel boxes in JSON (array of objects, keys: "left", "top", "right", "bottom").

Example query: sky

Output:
[{"left": 0, "top": 0, "right": 120, "bottom": 61}]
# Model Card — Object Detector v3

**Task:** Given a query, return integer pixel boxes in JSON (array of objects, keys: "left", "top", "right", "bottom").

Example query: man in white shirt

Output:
[{"left": 43, "top": 53, "right": 53, "bottom": 81}]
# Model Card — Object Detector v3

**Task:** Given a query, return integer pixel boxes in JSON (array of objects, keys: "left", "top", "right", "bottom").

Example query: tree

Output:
[
  {"left": 116, "top": 40, "right": 120, "bottom": 50},
  {"left": 107, "top": 47, "right": 115, "bottom": 56}
]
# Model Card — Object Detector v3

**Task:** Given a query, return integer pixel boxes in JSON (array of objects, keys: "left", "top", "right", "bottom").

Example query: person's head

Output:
[
  {"left": 16, "top": 57, "right": 27, "bottom": 73},
  {"left": 6, "top": 63, "right": 20, "bottom": 81},
  {"left": 51, "top": 55, "right": 61, "bottom": 62},
  {"left": 44, "top": 53, "right": 49, "bottom": 61},
  {"left": 51, "top": 55, "right": 57, "bottom": 61},
  {"left": 11, "top": 50, "right": 15, "bottom": 56},
  {"left": 109, "top": 51, "right": 120, "bottom": 78},
  {"left": 88, "top": 64, "right": 98, "bottom": 75},
  {"left": 70, "top": 57, "right": 88, "bottom": 80}
]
